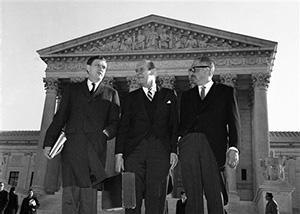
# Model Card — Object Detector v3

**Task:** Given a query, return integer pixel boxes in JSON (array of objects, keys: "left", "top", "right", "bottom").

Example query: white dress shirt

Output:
[
  {"left": 87, "top": 79, "right": 101, "bottom": 92},
  {"left": 198, "top": 80, "right": 214, "bottom": 98},
  {"left": 142, "top": 84, "right": 157, "bottom": 100}
]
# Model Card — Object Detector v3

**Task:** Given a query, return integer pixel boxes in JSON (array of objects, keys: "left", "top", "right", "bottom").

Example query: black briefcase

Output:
[{"left": 102, "top": 172, "right": 136, "bottom": 211}]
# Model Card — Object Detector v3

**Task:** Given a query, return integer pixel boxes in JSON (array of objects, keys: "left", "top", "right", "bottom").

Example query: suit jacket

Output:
[
  {"left": 44, "top": 80, "right": 120, "bottom": 188},
  {"left": 116, "top": 86, "right": 178, "bottom": 158},
  {"left": 178, "top": 82, "right": 241, "bottom": 168},
  {"left": 265, "top": 200, "right": 279, "bottom": 214},
  {"left": 4, "top": 192, "right": 18, "bottom": 214},
  {"left": 19, "top": 196, "right": 39, "bottom": 214},
  {"left": 176, "top": 199, "right": 186, "bottom": 214}
]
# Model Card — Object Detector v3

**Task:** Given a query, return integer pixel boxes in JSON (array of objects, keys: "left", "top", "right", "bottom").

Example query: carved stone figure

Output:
[
  {"left": 124, "top": 35, "right": 133, "bottom": 51},
  {"left": 185, "top": 35, "right": 198, "bottom": 49},
  {"left": 135, "top": 30, "right": 146, "bottom": 50},
  {"left": 111, "top": 37, "right": 121, "bottom": 51},
  {"left": 261, "top": 150, "right": 286, "bottom": 181},
  {"left": 174, "top": 33, "right": 183, "bottom": 49},
  {"left": 158, "top": 28, "right": 170, "bottom": 49},
  {"left": 198, "top": 37, "right": 209, "bottom": 48},
  {"left": 146, "top": 26, "right": 159, "bottom": 50},
  {"left": 120, "top": 35, "right": 133, "bottom": 51}
]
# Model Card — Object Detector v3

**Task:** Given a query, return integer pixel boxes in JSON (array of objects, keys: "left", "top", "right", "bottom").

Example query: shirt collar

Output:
[
  {"left": 87, "top": 79, "right": 101, "bottom": 90},
  {"left": 198, "top": 80, "right": 213, "bottom": 91},
  {"left": 142, "top": 83, "right": 157, "bottom": 93}
]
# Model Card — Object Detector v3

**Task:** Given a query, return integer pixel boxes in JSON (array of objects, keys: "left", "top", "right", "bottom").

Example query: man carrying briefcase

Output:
[{"left": 115, "top": 60, "right": 178, "bottom": 214}]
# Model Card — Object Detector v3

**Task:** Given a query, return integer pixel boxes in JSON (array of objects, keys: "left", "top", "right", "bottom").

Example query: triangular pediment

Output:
[{"left": 37, "top": 14, "right": 277, "bottom": 58}]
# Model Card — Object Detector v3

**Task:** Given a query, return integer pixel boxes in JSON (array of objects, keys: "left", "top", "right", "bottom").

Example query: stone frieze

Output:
[{"left": 53, "top": 23, "right": 258, "bottom": 55}]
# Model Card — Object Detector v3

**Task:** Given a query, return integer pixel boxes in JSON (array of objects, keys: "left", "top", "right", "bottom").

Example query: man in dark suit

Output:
[
  {"left": 4, "top": 186, "right": 18, "bottom": 214},
  {"left": 115, "top": 60, "right": 178, "bottom": 214},
  {"left": 0, "top": 182, "right": 9, "bottom": 214},
  {"left": 178, "top": 56, "right": 241, "bottom": 214},
  {"left": 176, "top": 190, "right": 187, "bottom": 214},
  {"left": 43, "top": 56, "right": 120, "bottom": 214},
  {"left": 265, "top": 192, "right": 279, "bottom": 214},
  {"left": 20, "top": 189, "right": 39, "bottom": 214}
]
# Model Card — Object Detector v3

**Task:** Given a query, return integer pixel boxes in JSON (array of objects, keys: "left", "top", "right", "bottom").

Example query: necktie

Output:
[
  {"left": 200, "top": 86, "right": 206, "bottom": 100},
  {"left": 90, "top": 83, "right": 96, "bottom": 95},
  {"left": 147, "top": 88, "right": 153, "bottom": 101}
]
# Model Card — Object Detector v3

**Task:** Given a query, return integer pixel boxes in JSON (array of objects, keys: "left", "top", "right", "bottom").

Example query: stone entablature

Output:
[{"left": 44, "top": 54, "right": 273, "bottom": 74}]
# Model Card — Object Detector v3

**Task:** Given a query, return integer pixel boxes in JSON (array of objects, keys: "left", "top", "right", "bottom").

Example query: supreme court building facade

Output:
[{"left": 21, "top": 15, "right": 282, "bottom": 203}]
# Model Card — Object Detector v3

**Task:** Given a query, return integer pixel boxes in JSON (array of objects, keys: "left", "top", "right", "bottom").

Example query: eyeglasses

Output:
[{"left": 188, "top": 66, "right": 210, "bottom": 73}]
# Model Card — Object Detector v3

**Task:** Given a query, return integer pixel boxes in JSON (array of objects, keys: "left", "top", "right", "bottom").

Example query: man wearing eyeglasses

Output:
[
  {"left": 43, "top": 56, "right": 120, "bottom": 214},
  {"left": 178, "top": 56, "right": 241, "bottom": 214}
]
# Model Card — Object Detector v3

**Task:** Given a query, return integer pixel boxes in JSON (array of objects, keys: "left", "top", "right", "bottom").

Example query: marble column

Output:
[
  {"left": 251, "top": 73, "right": 270, "bottom": 193},
  {"left": 31, "top": 77, "right": 59, "bottom": 195},
  {"left": 24, "top": 152, "right": 33, "bottom": 189},
  {"left": 220, "top": 73, "right": 240, "bottom": 202}
]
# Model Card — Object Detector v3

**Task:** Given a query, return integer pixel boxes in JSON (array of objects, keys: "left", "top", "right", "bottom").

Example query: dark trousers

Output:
[
  {"left": 62, "top": 186, "right": 97, "bottom": 214},
  {"left": 179, "top": 133, "right": 225, "bottom": 214},
  {"left": 125, "top": 137, "right": 170, "bottom": 214}
]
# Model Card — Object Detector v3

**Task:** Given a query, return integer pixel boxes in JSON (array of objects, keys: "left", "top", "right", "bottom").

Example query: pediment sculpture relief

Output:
[{"left": 68, "top": 24, "right": 256, "bottom": 54}]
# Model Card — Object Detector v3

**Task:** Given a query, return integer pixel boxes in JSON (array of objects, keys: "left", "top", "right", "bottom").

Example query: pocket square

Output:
[{"left": 167, "top": 100, "right": 172, "bottom": 104}]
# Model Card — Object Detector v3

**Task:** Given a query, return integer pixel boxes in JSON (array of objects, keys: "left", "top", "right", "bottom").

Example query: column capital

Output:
[
  {"left": 43, "top": 77, "right": 59, "bottom": 94},
  {"left": 157, "top": 75, "right": 176, "bottom": 90},
  {"left": 219, "top": 73, "right": 237, "bottom": 88},
  {"left": 102, "top": 76, "right": 116, "bottom": 88},
  {"left": 126, "top": 76, "right": 140, "bottom": 92},
  {"left": 251, "top": 73, "right": 270, "bottom": 89}
]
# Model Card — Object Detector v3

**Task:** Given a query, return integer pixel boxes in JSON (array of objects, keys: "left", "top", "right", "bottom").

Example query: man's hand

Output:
[
  {"left": 170, "top": 153, "right": 178, "bottom": 170},
  {"left": 115, "top": 154, "right": 124, "bottom": 173},
  {"left": 227, "top": 149, "right": 239, "bottom": 169},
  {"left": 44, "top": 147, "right": 52, "bottom": 160}
]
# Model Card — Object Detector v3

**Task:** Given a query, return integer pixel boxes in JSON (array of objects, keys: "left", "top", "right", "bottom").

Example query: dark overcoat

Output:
[
  {"left": 44, "top": 80, "right": 120, "bottom": 188},
  {"left": 4, "top": 192, "right": 18, "bottom": 214},
  {"left": 19, "top": 196, "right": 39, "bottom": 214}
]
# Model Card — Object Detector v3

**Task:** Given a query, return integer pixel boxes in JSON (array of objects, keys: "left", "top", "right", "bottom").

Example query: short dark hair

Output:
[
  {"left": 146, "top": 60, "right": 155, "bottom": 70},
  {"left": 266, "top": 192, "right": 273, "bottom": 198},
  {"left": 10, "top": 187, "right": 15, "bottom": 193},
  {"left": 86, "top": 55, "right": 106, "bottom": 65}
]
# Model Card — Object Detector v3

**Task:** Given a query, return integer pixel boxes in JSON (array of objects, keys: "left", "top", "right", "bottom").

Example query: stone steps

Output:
[{"left": 36, "top": 192, "right": 260, "bottom": 214}]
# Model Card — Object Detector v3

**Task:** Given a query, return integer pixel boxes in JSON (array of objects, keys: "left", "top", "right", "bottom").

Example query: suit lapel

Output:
[
  {"left": 136, "top": 88, "right": 149, "bottom": 119},
  {"left": 153, "top": 86, "right": 164, "bottom": 119},
  {"left": 191, "top": 86, "right": 200, "bottom": 111},
  {"left": 92, "top": 82, "right": 105, "bottom": 98},
  {"left": 81, "top": 80, "right": 91, "bottom": 98}
]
